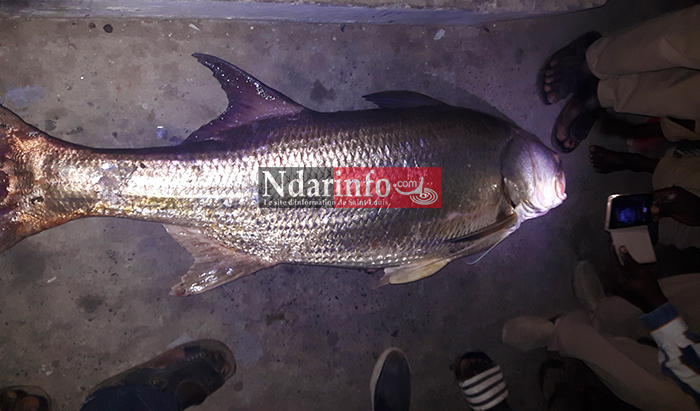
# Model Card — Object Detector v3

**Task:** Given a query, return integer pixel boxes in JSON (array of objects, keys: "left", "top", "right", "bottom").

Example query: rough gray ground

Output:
[
  {"left": 0, "top": 1, "right": 696, "bottom": 410},
  {"left": 0, "top": 0, "right": 608, "bottom": 26}
]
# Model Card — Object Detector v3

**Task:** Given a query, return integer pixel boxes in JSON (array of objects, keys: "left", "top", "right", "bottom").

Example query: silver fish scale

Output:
[{"left": 43, "top": 107, "right": 517, "bottom": 268}]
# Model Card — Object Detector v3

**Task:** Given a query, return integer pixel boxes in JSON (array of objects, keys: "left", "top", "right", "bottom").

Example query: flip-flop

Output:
[
  {"left": 539, "top": 359, "right": 571, "bottom": 410},
  {"left": 0, "top": 386, "right": 51, "bottom": 411},
  {"left": 537, "top": 31, "right": 601, "bottom": 105},
  {"left": 84, "top": 339, "right": 235, "bottom": 410},
  {"left": 551, "top": 83, "right": 604, "bottom": 153},
  {"left": 453, "top": 352, "right": 508, "bottom": 411}
]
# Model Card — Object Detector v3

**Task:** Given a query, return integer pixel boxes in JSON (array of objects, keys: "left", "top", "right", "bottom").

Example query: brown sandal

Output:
[
  {"left": 537, "top": 31, "right": 601, "bottom": 105},
  {"left": 0, "top": 386, "right": 51, "bottom": 411},
  {"left": 551, "top": 81, "right": 604, "bottom": 153},
  {"left": 84, "top": 339, "right": 235, "bottom": 409}
]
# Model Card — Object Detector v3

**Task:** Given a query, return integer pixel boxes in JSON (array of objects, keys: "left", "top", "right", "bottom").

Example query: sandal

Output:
[
  {"left": 537, "top": 31, "right": 601, "bottom": 105},
  {"left": 551, "top": 81, "right": 604, "bottom": 153},
  {"left": 453, "top": 352, "right": 508, "bottom": 411},
  {"left": 0, "top": 386, "right": 51, "bottom": 411},
  {"left": 84, "top": 339, "right": 235, "bottom": 410},
  {"left": 539, "top": 359, "right": 574, "bottom": 410}
]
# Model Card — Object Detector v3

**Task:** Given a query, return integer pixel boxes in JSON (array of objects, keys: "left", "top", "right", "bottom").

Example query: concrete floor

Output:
[
  {"left": 0, "top": 1, "right": 697, "bottom": 410},
  {"left": 0, "top": 0, "right": 608, "bottom": 26}
]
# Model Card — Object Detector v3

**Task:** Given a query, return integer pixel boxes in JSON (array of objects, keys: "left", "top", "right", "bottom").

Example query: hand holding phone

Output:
[
  {"left": 609, "top": 246, "right": 668, "bottom": 313},
  {"left": 605, "top": 194, "right": 656, "bottom": 264},
  {"left": 652, "top": 186, "right": 700, "bottom": 226}
]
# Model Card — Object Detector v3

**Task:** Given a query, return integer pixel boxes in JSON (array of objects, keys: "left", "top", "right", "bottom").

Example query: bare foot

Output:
[
  {"left": 589, "top": 146, "right": 628, "bottom": 173},
  {"left": 588, "top": 146, "right": 659, "bottom": 174}
]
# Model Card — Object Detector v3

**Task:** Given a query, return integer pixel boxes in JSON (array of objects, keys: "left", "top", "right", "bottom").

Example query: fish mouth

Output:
[{"left": 555, "top": 171, "right": 567, "bottom": 202}]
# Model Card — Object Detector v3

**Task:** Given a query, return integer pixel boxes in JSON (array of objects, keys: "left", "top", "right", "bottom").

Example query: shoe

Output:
[
  {"left": 502, "top": 316, "right": 555, "bottom": 351},
  {"left": 84, "top": 339, "right": 235, "bottom": 410},
  {"left": 572, "top": 261, "right": 605, "bottom": 313},
  {"left": 370, "top": 348, "right": 411, "bottom": 411},
  {"left": 0, "top": 386, "right": 51, "bottom": 411},
  {"left": 453, "top": 352, "right": 508, "bottom": 411}
]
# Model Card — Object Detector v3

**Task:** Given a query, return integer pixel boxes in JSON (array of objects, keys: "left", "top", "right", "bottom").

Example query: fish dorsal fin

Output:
[
  {"left": 164, "top": 225, "right": 275, "bottom": 296},
  {"left": 184, "top": 53, "right": 305, "bottom": 144},
  {"left": 363, "top": 91, "right": 447, "bottom": 109}
]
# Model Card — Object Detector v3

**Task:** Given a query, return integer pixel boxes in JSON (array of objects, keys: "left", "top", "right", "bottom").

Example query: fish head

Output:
[{"left": 501, "top": 132, "right": 566, "bottom": 221}]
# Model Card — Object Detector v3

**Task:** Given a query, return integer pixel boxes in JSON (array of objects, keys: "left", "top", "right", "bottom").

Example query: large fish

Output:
[{"left": 0, "top": 54, "right": 566, "bottom": 295}]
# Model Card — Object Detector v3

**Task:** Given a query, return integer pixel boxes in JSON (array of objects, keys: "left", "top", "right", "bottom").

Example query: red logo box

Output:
[{"left": 333, "top": 167, "right": 442, "bottom": 208}]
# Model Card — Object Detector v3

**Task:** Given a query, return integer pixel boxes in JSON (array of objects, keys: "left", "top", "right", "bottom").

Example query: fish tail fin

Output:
[{"left": 0, "top": 105, "right": 63, "bottom": 251}]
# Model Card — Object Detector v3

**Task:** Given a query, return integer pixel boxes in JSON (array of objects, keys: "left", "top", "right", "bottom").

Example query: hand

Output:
[
  {"left": 651, "top": 186, "right": 700, "bottom": 226},
  {"left": 608, "top": 246, "right": 668, "bottom": 313}
]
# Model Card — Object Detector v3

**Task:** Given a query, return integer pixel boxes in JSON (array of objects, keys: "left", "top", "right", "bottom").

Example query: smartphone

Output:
[
  {"left": 605, "top": 194, "right": 656, "bottom": 264},
  {"left": 607, "top": 193, "right": 653, "bottom": 229}
]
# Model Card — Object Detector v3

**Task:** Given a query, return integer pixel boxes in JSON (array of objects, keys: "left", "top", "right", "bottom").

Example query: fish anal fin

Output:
[
  {"left": 375, "top": 257, "right": 451, "bottom": 288},
  {"left": 165, "top": 225, "right": 274, "bottom": 296},
  {"left": 363, "top": 91, "right": 447, "bottom": 109},
  {"left": 185, "top": 54, "right": 305, "bottom": 144}
]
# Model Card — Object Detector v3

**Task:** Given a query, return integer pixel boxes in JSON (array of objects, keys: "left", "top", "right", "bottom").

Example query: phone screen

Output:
[{"left": 608, "top": 194, "right": 653, "bottom": 229}]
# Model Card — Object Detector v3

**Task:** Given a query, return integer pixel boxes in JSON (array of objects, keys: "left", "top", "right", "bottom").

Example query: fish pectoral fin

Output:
[
  {"left": 455, "top": 214, "right": 520, "bottom": 265},
  {"left": 184, "top": 54, "right": 306, "bottom": 144},
  {"left": 461, "top": 234, "right": 509, "bottom": 265},
  {"left": 375, "top": 257, "right": 451, "bottom": 287},
  {"left": 164, "top": 225, "right": 274, "bottom": 296},
  {"left": 374, "top": 214, "right": 521, "bottom": 288},
  {"left": 362, "top": 91, "right": 447, "bottom": 109},
  {"left": 447, "top": 213, "right": 518, "bottom": 244}
]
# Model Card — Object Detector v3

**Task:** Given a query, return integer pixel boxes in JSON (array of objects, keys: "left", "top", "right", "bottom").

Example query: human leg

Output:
[
  {"left": 588, "top": 145, "right": 659, "bottom": 174},
  {"left": 550, "top": 309, "right": 697, "bottom": 411},
  {"left": 586, "top": 5, "right": 700, "bottom": 119},
  {"left": 660, "top": 118, "right": 700, "bottom": 143},
  {"left": 594, "top": 69, "right": 700, "bottom": 120},
  {"left": 552, "top": 273, "right": 700, "bottom": 411},
  {"left": 652, "top": 156, "right": 700, "bottom": 194},
  {"left": 586, "top": 4, "right": 700, "bottom": 77},
  {"left": 503, "top": 262, "right": 700, "bottom": 411}
]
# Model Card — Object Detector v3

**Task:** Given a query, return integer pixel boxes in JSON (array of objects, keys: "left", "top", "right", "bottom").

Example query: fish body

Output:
[{"left": 0, "top": 54, "right": 566, "bottom": 295}]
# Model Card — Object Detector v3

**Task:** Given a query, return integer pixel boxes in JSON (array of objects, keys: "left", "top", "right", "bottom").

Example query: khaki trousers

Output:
[
  {"left": 585, "top": 4, "right": 700, "bottom": 140},
  {"left": 551, "top": 274, "right": 700, "bottom": 411},
  {"left": 652, "top": 156, "right": 700, "bottom": 250}
]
